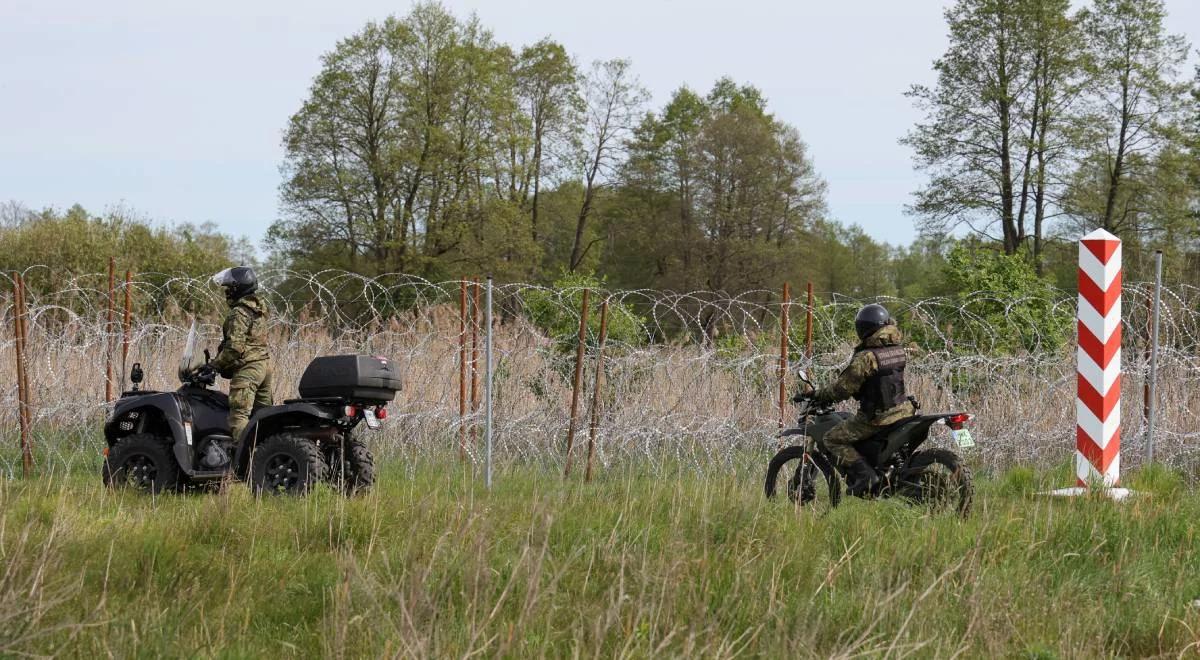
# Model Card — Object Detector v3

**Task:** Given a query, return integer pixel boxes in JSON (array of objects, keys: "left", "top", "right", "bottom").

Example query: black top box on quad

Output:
[
  {"left": 102, "top": 321, "right": 400, "bottom": 496},
  {"left": 299, "top": 355, "right": 401, "bottom": 403}
]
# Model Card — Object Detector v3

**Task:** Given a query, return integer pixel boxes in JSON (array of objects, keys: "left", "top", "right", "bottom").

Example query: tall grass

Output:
[{"left": 2, "top": 456, "right": 1199, "bottom": 657}]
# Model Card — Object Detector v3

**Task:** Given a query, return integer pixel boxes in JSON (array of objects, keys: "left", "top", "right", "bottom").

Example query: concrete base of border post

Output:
[{"left": 1047, "top": 486, "right": 1134, "bottom": 501}]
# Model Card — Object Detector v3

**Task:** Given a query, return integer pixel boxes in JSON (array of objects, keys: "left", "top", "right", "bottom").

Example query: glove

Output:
[
  {"left": 196, "top": 364, "right": 218, "bottom": 381},
  {"left": 791, "top": 382, "right": 815, "bottom": 403}
]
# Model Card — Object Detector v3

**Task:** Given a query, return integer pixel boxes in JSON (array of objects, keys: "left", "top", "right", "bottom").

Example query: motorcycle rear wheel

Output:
[
  {"left": 897, "top": 449, "right": 973, "bottom": 517},
  {"left": 764, "top": 446, "right": 842, "bottom": 510}
]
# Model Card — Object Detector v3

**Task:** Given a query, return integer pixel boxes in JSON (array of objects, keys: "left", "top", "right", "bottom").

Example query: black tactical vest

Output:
[{"left": 855, "top": 345, "right": 907, "bottom": 417}]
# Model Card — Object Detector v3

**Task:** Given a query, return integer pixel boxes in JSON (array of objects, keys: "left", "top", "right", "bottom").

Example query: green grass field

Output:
[{"left": 2, "top": 455, "right": 1199, "bottom": 658}]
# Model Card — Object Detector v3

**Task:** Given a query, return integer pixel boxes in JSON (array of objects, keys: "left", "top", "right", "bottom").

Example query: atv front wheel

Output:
[
  {"left": 250, "top": 433, "right": 328, "bottom": 495},
  {"left": 103, "top": 433, "right": 181, "bottom": 494},
  {"left": 765, "top": 446, "right": 842, "bottom": 510},
  {"left": 327, "top": 437, "right": 375, "bottom": 495}
]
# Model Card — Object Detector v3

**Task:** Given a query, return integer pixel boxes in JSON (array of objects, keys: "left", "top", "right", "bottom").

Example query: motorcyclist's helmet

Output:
[
  {"left": 854, "top": 304, "right": 893, "bottom": 341},
  {"left": 212, "top": 266, "right": 258, "bottom": 302}
]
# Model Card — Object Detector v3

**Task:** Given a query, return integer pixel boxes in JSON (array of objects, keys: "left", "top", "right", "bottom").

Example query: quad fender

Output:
[
  {"left": 104, "top": 392, "right": 204, "bottom": 475},
  {"left": 233, "top": 401, "right": 341, "bottom": 475},
  {"left": 104, "top": 393, "right": 182, "bottom": 443},
  {"left": 105, "top": 393, "right": 187, "bottom": 444}
]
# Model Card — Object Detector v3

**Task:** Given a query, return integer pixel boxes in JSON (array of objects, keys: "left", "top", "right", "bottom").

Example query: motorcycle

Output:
[{"left": 764, "top": 370, "right": 975, "bottom": 516}]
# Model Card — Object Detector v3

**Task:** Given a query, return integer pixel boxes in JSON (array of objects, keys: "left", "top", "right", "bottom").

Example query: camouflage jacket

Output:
[
  {"left": 811, "top": 325, "right": 912, "bottom": 426},
  {"left": 211, "top": 295, "right": 270, "bottom": 376}
]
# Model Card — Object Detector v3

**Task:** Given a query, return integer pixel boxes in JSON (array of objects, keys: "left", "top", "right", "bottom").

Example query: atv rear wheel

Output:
[
  {"left": 327, "top": 437, "right": 375, "bottom": 495},
  {"left": 103, "top": 433, "right": 181, "bottom": 494},
  {"left": 765, "top": 445, "right": 842, "bottom": 510},
  {"left": 250, "top": 433, "right": 328, "bottom": 495},
  {"left": 896, "top": 449, "right": 973, "bottom": 517}
]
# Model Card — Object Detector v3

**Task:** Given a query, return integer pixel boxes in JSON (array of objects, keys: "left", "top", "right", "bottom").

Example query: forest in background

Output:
[{"left": 2, "top": 0, "right": 1197, "bottom": 301}]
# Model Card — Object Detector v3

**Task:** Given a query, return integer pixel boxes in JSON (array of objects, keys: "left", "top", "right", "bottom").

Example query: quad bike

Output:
[
  {"left": 764, "top": 371, "right": 975, "bottom": 516},
  {"left": 102, "top": 322, "right": 400, "bottom": 495}
]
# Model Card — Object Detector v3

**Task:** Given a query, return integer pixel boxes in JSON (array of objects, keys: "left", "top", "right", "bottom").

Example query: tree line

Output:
[
  {"left": 264, "top": 2, "right": 939, "bottom": 298},
  {"left": 3, "top": 0, "right": 1196, "bottom": 303},
  {"left": 905, "top": 0, "right": 1198, "bottom": 284}
]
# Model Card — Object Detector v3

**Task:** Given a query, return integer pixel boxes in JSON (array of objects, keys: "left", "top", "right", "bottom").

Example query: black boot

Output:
[{"left": 846, "top": 460, "right": 880, "bottom": 496}]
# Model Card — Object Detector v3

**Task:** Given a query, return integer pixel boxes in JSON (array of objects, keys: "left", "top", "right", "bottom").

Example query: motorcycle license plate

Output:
[
  {"left": 363, "top": 408, "right": 381, "bottom": 430},
  {"left": 952, "top": 428, "right": 975, "bottom": 449}
]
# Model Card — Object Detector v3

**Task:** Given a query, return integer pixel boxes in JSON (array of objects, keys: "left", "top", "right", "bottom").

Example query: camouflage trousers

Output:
[
  {"left": 820, "top": 403, "right": 915, "bottom": 467},
  {"left": 228, "top": 360, "right": 274, "bottom": 442}
]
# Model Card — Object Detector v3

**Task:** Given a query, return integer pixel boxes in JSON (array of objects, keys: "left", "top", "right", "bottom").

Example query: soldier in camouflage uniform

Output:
[
  {"left": 209, "top": 267, "right": 273, "bottom": 442},
  {"left": 799, "top": 304, "right": 914, "bottom": 495}
]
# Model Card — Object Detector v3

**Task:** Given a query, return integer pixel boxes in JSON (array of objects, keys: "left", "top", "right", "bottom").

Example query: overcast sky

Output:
[{"left": 2, "top": 0, "right": 1196, "bottom": 251}]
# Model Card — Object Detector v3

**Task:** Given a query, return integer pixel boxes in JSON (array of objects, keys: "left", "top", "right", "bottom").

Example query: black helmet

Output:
[
  {"left": 211, "top": 266, "right": 258, "bottom": 302},
  {"left": 854, "top": 304, "right": 892, "bottom": 341}
]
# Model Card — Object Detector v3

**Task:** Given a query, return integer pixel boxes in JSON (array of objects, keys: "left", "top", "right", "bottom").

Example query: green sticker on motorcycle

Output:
[{"left": 952, "top": 429, "right": 975, "bottom": 449}]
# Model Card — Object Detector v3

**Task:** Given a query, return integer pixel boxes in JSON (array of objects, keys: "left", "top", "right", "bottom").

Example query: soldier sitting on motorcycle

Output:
[{"left": 796, "top": 304, "right": 914, "bottom": 496}]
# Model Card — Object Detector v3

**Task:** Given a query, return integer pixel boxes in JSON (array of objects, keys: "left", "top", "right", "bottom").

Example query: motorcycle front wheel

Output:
[{"left": 764, "top": 445, "right": 842, "bottom": 510}]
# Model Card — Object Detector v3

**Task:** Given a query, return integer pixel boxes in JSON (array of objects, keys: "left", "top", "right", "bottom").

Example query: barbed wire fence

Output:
[{"left": 3, "top": 268, "right": 1200, "bottom": 480}]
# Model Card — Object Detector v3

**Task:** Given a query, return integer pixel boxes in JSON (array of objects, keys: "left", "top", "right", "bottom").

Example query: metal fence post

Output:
[
  {"left": 458, "top": 280, "right": 468, "bottom": 461},
  {"left": 564, "top": 288, "right": 590, "bottom": 478},
  {"left": 106, "top": 257, "right": 115, "bottom": 402},
  {"left": 585, "top": 299, "right": 610, "bottom": 483},
  {"left": 121, "top": 270, "right": 132, "bottom": 393},
  {"left": 471, "top": 279, "right": 481, "bottom": 445},
  {"left": 13, "top": 273, "right": 33, "bottom": 477},
  {"left": 484, "top": 276, "right": 494, "bottom": 490},
  {"left": 1146, "top": 250, "right": 1163, "bottom": 464},
  {"left": 805, "top": 282, "right": 814, "bottom": 359},
  {"left": 778, "top": 283, "right": 790, "bottom": 429}
]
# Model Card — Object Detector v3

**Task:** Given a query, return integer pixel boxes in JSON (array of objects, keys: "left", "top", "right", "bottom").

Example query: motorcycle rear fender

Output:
[
  {"left": 233, "top": 401, "right": 341, "bottom": 475},
  {"left": 875, "top": 416, "right": 944, "bottom": 465}
]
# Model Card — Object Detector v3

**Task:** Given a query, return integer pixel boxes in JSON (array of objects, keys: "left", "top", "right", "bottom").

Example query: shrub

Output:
[{"left": 521, "top": 272, "right": 647, "bottom": 352}]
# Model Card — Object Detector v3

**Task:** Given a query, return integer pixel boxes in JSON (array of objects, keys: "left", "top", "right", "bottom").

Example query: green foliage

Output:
[
  {"left": 271, "top": 3, "right": 552, "bottom": 281},
  {"left": 1128, "top": 463, "right": 1186, "bottom": 496},
  {"left": 521, "top": 272, "right": 646, "bottom": 351},
  {"left": 0, "top": 204, "right": 248, "bottom": 294},
  {"left": 605, "top": 79, "right": 827, "bottom": 296},
  {"left": 938, "top": 243, "right": 1072, "bottom": 353}
]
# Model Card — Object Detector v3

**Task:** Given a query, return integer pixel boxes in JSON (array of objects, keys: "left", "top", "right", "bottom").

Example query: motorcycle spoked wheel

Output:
[
  {"left": 893, "top": 449, "right": 973, "bottom": 517},
  {"left": 765, "top": 446, "right": 842, "bottom": 510}
]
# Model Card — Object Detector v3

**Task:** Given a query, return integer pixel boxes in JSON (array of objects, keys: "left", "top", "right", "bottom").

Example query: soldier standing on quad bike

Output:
[
  {"left": 205, "top": 267, "right": 274, "bottom": 443},
  {"left": 796, "top": 304, "right": 913, "bottom": 496}
]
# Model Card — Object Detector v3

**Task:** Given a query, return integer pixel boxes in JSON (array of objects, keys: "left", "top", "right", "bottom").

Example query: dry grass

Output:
[{"left": 4, "top": 295, "right": 1200, "bottom": 479}]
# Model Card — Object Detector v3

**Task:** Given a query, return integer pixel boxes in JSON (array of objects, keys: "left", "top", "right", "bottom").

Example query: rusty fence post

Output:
[
  {"left": 459, "top": 280, "right": 468, "bottom": 461},
  {"left": 805, "top": 282, "right": 814, "bottom": 359},
  {"left": 778, "top": 283, "right": 790, "bottom": 429},
  {"left": 121, "top": 270, "right": 132, "bottom": 393},
  {"left": 13, "top": 273, "right": 33, "bottom": 477},
  {"left": 585, "top": 299, "right": 610, "bottom": 483},
  {"left": 470, "top": 279, "right": 481, "bottom": 444},
  {"left": 563, "top": 288, "right": 590, "bottom": 478},
  {"left": 105, "top": 256, "right": 115, "bottom": 402}
]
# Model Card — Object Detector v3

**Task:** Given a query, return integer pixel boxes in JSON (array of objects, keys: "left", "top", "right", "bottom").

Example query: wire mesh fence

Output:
[{"left": 3, "top": 268, "right": 1200, "bottom": 479}]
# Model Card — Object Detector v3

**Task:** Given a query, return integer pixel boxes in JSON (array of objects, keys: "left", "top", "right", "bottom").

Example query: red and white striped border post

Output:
[{"left": 1076, "top": 229, "right": 1122, "bottom": 488}]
